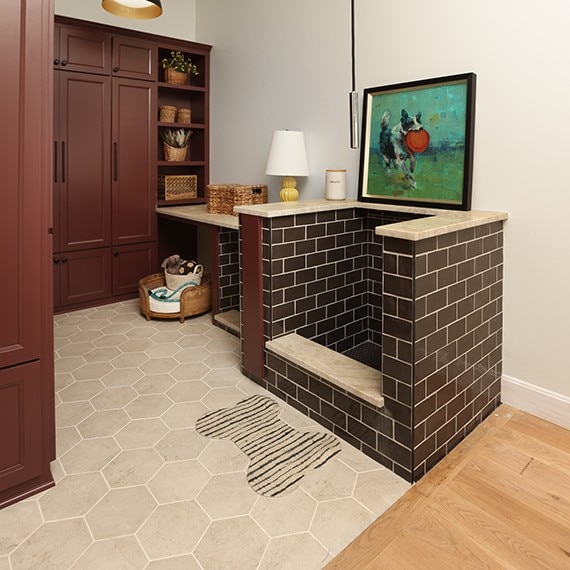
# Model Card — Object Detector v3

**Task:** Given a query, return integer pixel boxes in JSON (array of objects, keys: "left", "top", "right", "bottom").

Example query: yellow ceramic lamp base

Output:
[{"left": 279, "top": 176, "right": 299, "bottom": 202}]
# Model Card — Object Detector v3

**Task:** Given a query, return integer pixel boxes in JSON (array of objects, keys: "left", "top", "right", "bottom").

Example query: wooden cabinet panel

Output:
[
  {"left": 0, "top": 362, "right": 42, "bottom": 493},
  {"left": 112, "top": 78, "right": 157, "bottom": 246},
  {"left": 112, "top": 36, "right": 156, "bottom": 81},
  {"left": 58, "top": 248, "right": 112, "bottom": 307},
  {"left": 57, "top": 24, "right": 111, "bottom": 74},
  {"left": 113, "top": 242, "right": 158, "bottom": 296},
  {"left": 56, "top": 71, "right": 112, "bottom": 252}
]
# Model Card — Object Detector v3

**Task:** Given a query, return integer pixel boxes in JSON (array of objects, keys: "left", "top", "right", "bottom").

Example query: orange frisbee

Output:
[{"left": 406, "top": 129, "right": 430, "bottom": 153}]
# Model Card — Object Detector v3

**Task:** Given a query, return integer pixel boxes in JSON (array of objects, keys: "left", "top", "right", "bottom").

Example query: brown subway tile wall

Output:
[{"left": 218, "top": 228, "right": 240, "bottom": 312}]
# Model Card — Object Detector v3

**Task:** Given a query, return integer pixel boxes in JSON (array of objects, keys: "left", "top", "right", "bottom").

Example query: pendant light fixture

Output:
[{"left": 102, "top": 0, "right": 163, "bottom": 20}]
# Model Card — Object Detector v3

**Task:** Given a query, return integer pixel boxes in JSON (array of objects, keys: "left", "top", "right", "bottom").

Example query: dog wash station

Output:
[{"left": 157, "top": 199, "right": 507, "bottom": 482}]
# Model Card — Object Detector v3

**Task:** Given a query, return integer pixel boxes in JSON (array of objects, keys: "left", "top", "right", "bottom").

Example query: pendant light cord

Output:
[{"left": 351, "top": 0, "right": 356, "bottom": 93}]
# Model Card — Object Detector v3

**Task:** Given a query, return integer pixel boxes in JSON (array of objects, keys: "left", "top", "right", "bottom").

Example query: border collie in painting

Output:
[{"left": 379, "top": 109, "right": 423, "bottom": 188}]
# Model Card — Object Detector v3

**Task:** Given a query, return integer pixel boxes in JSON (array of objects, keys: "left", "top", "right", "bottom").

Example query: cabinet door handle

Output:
[
  {"left": 113, "top": 66, "right": 119, "bottom": 72},
  {"left": 54, "top": 141, "right": 58, "bottom": 183},
  {"left": 61, "top": 257, "right": 68, "bottom": 263},
  {"left": 61, "top": 60, "right": 68, "bottom": 66},
  {"left": 113, "top": 142, "right": 118, "bottom": 181},
  {"left": 54, "top": 58, "right": 60, "bottom": 66},
  {"left": 61, "top": 141, "right": 66, "bottom": 183},
  {"left": 54, "top": 257, "right": 60, "bottom": 264},
  {"left": 114, "top": 250, "right": 119, "bottom": 256}
]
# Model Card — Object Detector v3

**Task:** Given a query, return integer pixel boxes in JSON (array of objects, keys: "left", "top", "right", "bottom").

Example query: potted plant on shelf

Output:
[
  {"left": 161, "top": 128, "right": 193, "bottom": 161},
  {"left": 161, "top": 51, "right": 199, "bottom": 85}
]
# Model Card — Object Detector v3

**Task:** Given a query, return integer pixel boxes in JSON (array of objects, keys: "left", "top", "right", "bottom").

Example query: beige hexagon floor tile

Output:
[
  {"left": 119, "top": 338, "right": 154, "bottom": 353},
  {"left": 259, "top": 533, "right": 331, "bottom": 570},
  {"left": 10, "top": 518, "right": 92, "bottom": 570},
  {"left": 93, "top": 334, "right": 129, "bottom": 348},
  {"left": 0, "top": 556, "right": 9, "bottom": 569},
  {"left": 201, "top": 386, "right": 249, "bottom": 410},
  {"left": 56, "top": 426, "right": 81, "bottom": 457},
  {"left": 72, "top": 362, "right": 113, "bottom": 381},
  {"left": 251, "top": 488, "right": 317, "bottom": 537},
  {"left": 90, "top": 387, "right": 138, "bottom": 410},
  {"left": 176, "top": 323, "right": 210, "bottom": 337},
  {"left": 155, "top": 428, "right": 209, "bottom": 462},
  {"left": 194, "top": 516, "right": 268, "bottom": 570},
  {"left": 353, "top": 469, "right": 411, "bottom": 516},
  {"left": 202, "top": 367, "right": 245, "bottom": 388},
  {"left": 53, "top": 325, "right": 81, "bottom": 339},
  {"left": 150, "top": 330, "right": 183, "bottom": 344},
  {"left": 161, "top": 401, "right": 209, "bottom": 429},
  {"left": 50, "top": 459, "right": 66, "bottom": 483},
  {"left": 145, "top": 554, "right": 201, "bottom": 569},
  {"left": 137, "top": 501, "right": 210, "bottom": 560},
  {"left": 203, "top": 352, "right": 240, "bottom": 369},
  {"left": 77, "top": 409, "right": 131, "bottom": 439},
  {"left": 68, "top": 330, "right": 104, "bottom": 344},
  {"left": 197, "top": 439, "right": 249, "bottom": 474},
  {"left": 55, "top": 401, "right": 95, "bottom": 428},
  {"left": 38, "top": 472, "right": 108, "bottom": 521},
  {"left": 115, "top": 418, "right": 169, "bottom": 449},
  {"left": 78, "top": 319, "right": 112, "bottom": 331},
  {"left": 58, "top": 379, "right": 105, "bottom": 402},
  {"left": 101, "top": 368, "right": 144, "bottom": 388},
  {"left": 170, "top": 362, "right": 210, "bottom": 381},
  {"left": 100, "top": 323, "right": 134, "bottom": 336},
  {"left": 57, "top": 342, "right": 97, "bottom": 358},
  {"left": 109, "top": 352, "right": 149, "bottom": 369},
  {"left": 53, "top": 336, "right": 71, "bottom": 351},
  {"left": 86, "top": 309, "right": 116, "bottom": 320},
  {"left": 204, "top": 326, "right": 231, "bottom": 340},
  {"left": 56, "top": 314, "right": 88, "bottom": 327},
  {"left": 55, "top": 372, "right": 75, "bottom": 392},
  {"left": 140, "top": 357, "right": 179, "bottom": 375},
  {"left": 145, "top": 343, "right": 180, "bottom": 358},
  {"left": 125, "top": 325, "right": 160, "bottom": 339},
  {"left": 166, "top": 381, "right": 210, "bottom": 402},
  {"left": 60, "top": 437, "right": 121, "bottom": 475},
  {"left": 85, "top": 486, "right": 157, "bottom": 540},
  {"left": 310, "top": 497, "right": 376, "bottom": 556},
  {"left": 197, "top": 472, "right": 258, "bottom": 519},
  {"left": 147, "top": 460, "right": 210, "bottom": 504},
  {"left": 203, "top": 337, "right": 239, "bottom": 353},
  {"left": 72, "top": 536, "right": 148, "bottom": 570},
  {"left": 237, "top": 377, "right": 271, "bottom": 397},
  {"left": 0, "top": 501, "right": 43, "bottom": 556},
  {"left": 300, "top": 458, "right": 357, "bottom": 501},
  {"left": 102, "top": 448, "right": 163, "bottom": 488},
  {"left": 336, "top": 440, "right": 390, "bottom": 472},
  {"left": 173, "top": 346, "right": 211, "bottom": 364},
  {"left": 133, "top": 373, "right": 175, "bottom": 395},
  {"left": 109, "top": 312, "right": 140, "bottom": 324},
  {"left": 83, "top": 346, "right": 121, "bottom": 363},
  {"left": 125, "top": 394, "right": 173, "bottom": 419},
  {"left": 54, "top": 356, "right": 86, "bottom": 374}
]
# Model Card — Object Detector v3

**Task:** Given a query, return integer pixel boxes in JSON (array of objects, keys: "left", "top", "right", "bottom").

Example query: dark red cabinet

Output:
[
  {"left": 55, "top": 24, "right": 111, "bottom": 74},
  {"left": 112, "top": 36, "right": 157, "bottom": 81},
  {"left": 0, "top": 0, "right": 54, "bottom": 508},
  {"left": 113, "top": 243, "right": 158, "bottom": 296}
]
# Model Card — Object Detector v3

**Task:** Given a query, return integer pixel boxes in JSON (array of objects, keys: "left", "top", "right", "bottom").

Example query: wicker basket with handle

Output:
[
  {"left": 207, "top": 184, "right": 268, "bottom": 216},
  {"left": 158, "top": 175, "right": 197, "bottom": 200},
  {"left": 163, "top": 143, "right": 188, "bottom": 162},
  {"left": 164, "top": 68, "right": 188, "bottom": 85}
]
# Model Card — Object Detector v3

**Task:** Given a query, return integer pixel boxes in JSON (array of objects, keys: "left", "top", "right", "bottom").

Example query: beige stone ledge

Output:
[
  {"left": 156, "top": 204, "right": 239, "bottom": 229},
  {"left": 266, "top": 333, "right": 384, "bottom": 409}
]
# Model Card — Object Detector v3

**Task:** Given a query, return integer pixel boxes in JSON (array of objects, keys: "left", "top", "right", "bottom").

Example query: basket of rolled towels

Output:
[{"left": 138, "top": 254, "right": 211, "bottom": 322}]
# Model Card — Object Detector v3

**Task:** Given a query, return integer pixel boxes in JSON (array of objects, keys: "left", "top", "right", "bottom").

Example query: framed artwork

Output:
[{"left": 358, "top": 72, "right": 476, "bottom": 210}]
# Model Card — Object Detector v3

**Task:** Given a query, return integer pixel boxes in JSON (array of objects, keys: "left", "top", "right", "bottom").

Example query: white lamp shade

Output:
[{"left": 265, "top": 130, "right": 309, "bottom": 177}]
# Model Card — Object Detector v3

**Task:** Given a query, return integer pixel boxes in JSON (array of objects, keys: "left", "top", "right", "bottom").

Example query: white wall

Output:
[
  {"left": 196, "top": 0, "right": 570, "bottom": 408},
  {"left": 55, "top": 0, "right": 196, "bottom": 40}
]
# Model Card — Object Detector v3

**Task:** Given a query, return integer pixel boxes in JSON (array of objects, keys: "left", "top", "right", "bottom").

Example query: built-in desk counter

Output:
[
  {"left": 236, "top": 199, "right": 508, "bottom": 482},
  {"left": 156, "top": 204, "right": 239, "bottom": 230}
]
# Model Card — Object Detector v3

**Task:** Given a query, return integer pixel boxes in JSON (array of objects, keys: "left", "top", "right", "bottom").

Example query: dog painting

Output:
[
  {"left": 379, "top": 109, "right": 424, "bottom": 189},
  {"left": 358, "top": 73, "right": 476, "bottom": 210}
]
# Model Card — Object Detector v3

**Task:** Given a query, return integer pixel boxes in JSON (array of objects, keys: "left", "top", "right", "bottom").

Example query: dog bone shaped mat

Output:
[{"left": 196, "top": 394, "right": 341, "bottom": 497}]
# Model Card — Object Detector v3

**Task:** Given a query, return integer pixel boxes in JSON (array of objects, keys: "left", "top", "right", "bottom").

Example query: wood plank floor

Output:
[{"left": 327, "top": 405, "right": 570, "bottom": 569}]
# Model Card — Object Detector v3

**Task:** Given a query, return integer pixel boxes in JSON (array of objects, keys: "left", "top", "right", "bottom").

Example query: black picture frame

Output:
[{"left": 358, "top": 72, "right": 476, "bottom": 211}]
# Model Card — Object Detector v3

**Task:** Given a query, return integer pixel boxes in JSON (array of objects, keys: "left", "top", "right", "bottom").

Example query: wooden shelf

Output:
[
  {"left": 158, "top": 122, "right": 205, "bottom": 129},
  {"left": 157, "top": 160, "right": 205, "bottom": 167},
  {"left": 157, "top": 197, "right": 207, "bottom": 207},
  {"left": 157, "top": 81, "right": 205, "bottom": 92}
]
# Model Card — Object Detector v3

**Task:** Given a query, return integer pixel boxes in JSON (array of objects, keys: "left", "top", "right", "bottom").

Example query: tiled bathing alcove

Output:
[{"left": 239, "top": 205, "right": 505, "bottom": 482}]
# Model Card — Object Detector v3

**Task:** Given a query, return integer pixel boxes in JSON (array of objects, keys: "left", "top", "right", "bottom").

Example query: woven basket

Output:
[
  {"left": 158, "top": 175, "right": 197, "bottom": 200},
  {"left": 163, "top": 143, "right": 188, "bottom": 162},
  {"left": 159, "top": 105, "right": 177, "bottom": 123},
  {"left": 164, "top": 68, "right": 188, "bottom": 85},
  {"left": 177, "top": 108, "right": 192, "bottom": 124},
  {"left": 207, "top": 184, "right": 268, "bottom": 216}
]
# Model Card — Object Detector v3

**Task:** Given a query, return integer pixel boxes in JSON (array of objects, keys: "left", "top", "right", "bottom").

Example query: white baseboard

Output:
[{"left": 501, "top": 375, "right": 570, "bottom": 430}]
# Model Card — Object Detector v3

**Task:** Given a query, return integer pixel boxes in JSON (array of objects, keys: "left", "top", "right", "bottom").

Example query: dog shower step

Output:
[{"left": 214, "top": 310, "right": 240, "bottom": 336}]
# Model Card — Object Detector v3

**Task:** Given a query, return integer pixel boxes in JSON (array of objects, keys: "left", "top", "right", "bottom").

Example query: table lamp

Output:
[{"left": 265, "top": 130, "right": 309, "bottom": 202}]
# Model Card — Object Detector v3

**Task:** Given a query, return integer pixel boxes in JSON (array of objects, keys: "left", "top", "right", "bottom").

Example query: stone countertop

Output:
[
  {"left": 155, "top": 204, "right": 239, "bottom": 229},
  {"left": 234, "top": 199, "right": 508, "bottom": 241}
]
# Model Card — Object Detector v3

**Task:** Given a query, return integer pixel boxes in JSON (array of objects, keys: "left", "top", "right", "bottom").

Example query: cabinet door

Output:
[
  {"left": 113, "top": 242, "right": 158, "bottom": 296},
  {"left": 112, "top": 36, "right": 156, "bottom": 81},
  {"left": 59, "top": 248, "right": 112, "bottom": 307},
  {"left": 112, "top": 78, "right": 157, "bottom": 246},
  {"left": 0, "top": 362, "right": 42, "bottom": 493},
  {"left": 57, "top": 24, "right": 111, "bottom": 75},
  {"left": 0, "top": 0, "right": 42, "bottom": 368},
  {"left": 58, "top": 71, "right": 112, "bottom": 252}
]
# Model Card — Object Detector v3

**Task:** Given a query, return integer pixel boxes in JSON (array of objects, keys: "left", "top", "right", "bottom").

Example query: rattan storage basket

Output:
[
  {"left": 164, "top": 68, "right": 188, "bottom": 85},
  {"left": 158, "top": 175, "right": 197, "bottom": 200},
  {"left": 159, "top": 105, "right": 177, "bottom": 122},
  {"left": 177, "top": 108, "right": 192, "bottom": 124},
  {"left": 207, "top": 184, "right": 268, "bottom": 216},
  {"left": 163, "top": 143, "right": 188, "bottom": 162}
]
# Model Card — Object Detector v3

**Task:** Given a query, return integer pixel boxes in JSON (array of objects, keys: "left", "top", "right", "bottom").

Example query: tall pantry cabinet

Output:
[
  {"left": 0, "top": 0, "right": 55, "bottom": 507},
  {"left": 53, "top": 18, "right": 157, "bottom": 310}
]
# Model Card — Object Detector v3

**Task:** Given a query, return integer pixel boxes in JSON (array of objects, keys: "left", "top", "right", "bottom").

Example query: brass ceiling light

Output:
[{"left": 102, "top": 0, "right": 163, "bottom": 20}]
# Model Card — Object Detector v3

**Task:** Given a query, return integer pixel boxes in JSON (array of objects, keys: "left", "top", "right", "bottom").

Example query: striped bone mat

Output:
[{"left": 196, "top": 394, "right": 341, "bottom": 497}]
